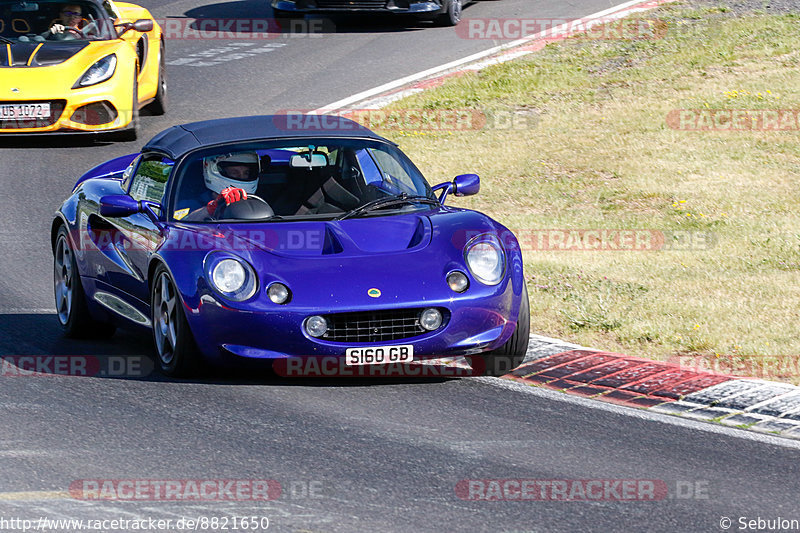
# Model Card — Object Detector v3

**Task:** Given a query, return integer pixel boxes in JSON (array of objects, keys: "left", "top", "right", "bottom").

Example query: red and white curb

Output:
[
  {"left": 513, "top": 336, "right": 800, "bottom": 440},
  {"left": 315, "top": 0, "right": 676, "bottom": 114}
]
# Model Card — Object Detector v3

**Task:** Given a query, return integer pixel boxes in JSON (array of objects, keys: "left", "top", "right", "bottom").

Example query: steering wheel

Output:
[
  {"left": 215, "top": 195, "right": 274, "bottom": 220},
  {"left": 64, "top": 26, "right": 84, "bottom": 38},
  {"left": 244, "top": 194, "right": 270, "bottom": 206}
]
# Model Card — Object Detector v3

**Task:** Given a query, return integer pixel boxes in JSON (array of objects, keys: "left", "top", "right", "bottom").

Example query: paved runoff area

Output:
[{"left": 516, "top": 336, "right": 800, "bottom": 441}]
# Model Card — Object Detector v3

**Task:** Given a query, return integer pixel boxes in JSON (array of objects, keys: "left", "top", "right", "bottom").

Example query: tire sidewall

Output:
[
  {"left": 151, "top": 41, "right": 167, "bottom": 114},
  {"left": 150, "top": 265, "right": 196, "bottom": 376},
  {"left": 449, "top": 0, "right": 462, "bottom": 25},
  {"left": 54, "top": 227, "right": 79, "bottom": 330}
]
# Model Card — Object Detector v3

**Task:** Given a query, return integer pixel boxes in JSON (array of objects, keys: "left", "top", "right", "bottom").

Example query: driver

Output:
[
  {"left": 47, "top": 4, "right": 86, "bottom": 38},
  {"left": 188, "top": 152, "right": 261, "bottom": 219}
]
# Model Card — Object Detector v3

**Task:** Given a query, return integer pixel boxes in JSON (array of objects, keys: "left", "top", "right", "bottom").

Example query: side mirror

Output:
[
  {"left": 133, "top": 19, "right": 154, "bottom": 32},
  {"left": 453, "top": 173, "right": 480, "bottom": 197},
  {"left": 118, "top": 19, "right": 153, "bottom": 35},
  {"left": 100, "top": 195, "right": 140, "bottom": 217}
]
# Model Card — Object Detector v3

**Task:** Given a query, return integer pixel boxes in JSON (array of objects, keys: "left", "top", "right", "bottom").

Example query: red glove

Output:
[{"left": 207, "top": 187, "right": 247, "bottom": 214}]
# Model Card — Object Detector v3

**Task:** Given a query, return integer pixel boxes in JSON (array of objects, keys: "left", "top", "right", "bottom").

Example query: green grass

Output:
[{"left": 370, "top": 3, "right": 800, "bottom": 383}]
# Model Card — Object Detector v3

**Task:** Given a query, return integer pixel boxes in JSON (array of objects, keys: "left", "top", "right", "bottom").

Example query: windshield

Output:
[
  {"left": 172, "top": 138, "right": 438, "bottom": 223},
  {"left": 0, "top": 0, "right": 118, "bottom": 42}
]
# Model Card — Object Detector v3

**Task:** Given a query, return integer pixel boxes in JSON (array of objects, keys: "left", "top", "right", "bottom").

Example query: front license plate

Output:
[
  {"left": 345, "top": 345, "right": 414, "bottom": 366},
  {"left": 0, "top": 103, "right": 51, "bottom": 119}
]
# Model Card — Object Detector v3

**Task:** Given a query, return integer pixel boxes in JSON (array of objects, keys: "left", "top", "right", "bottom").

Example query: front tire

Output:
[
  {"left": 53, "top": 226, "right": 116, "bottom": 338},
  {"left": 151, "top": 265, "right": 199, "bottom": 377},
  {"left": 147, "top": 41, "right": 167, "bottom": 115},
  {"left": 435, "top": 0, "right": 462, "bottom": 26},
  {"left": 468, "top": 284, "right": 530, "bottom": 376}
]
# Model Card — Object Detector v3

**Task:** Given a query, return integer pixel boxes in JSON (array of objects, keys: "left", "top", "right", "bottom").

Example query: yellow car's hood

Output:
[
  {"left": 2, "top": 40, "right": 121, "bottom": 96},
  {"left": 2, "top": 39, "right": 119, "bottom": 68}
]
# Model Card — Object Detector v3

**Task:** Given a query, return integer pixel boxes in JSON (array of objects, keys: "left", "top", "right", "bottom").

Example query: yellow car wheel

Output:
[{"left": 148, "top": 41, "right": 167, "bottom": 115}]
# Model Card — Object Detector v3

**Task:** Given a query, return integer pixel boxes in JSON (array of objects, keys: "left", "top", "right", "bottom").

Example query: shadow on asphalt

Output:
[
  {"left": 0, "top": 110, "right": 161, "bottom": 149},
  {"left": 0, "top": 313, "right": 458, "bottom": 386},
  {"left": 181, "top": 0, "right": 478, "bottom": 34},
  {"left": 0, "top": 134, "right": 111, "bottom": 149}
]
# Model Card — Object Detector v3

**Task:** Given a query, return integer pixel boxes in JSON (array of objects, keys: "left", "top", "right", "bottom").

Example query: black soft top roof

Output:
[{"left": 143, "top": 114, "right": 390, "bottom": 160}]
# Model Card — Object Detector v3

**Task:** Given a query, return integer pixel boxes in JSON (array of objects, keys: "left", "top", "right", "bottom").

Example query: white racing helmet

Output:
[{"left": 203, "top": 152, "right": 261, "bottom": 195}]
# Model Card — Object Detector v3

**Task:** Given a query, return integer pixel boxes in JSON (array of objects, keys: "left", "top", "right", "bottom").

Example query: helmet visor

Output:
[{"left": 217, "top": 161, "right": 259, "bottom": 181}]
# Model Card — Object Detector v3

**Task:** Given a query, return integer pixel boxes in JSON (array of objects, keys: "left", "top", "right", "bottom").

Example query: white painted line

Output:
[
  {"left": 529, "top": 334, "right": 589, "bottom": 350},
  {"left": 0, "top": 490, "right": 70, "bottom": 501},
  {"left": 650, "top": 401, "right": 705, "bottom": 414},
  {"left": 359, "top": 89, "right": 425, "bottom": 110},
  {"left": 315, "top": 0, "right": 674, "bottom": 113}
]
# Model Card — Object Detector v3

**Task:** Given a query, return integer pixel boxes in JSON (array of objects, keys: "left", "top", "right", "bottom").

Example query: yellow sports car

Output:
[{"left": 0, "top": 0, "right": 165, "bottom": 140}]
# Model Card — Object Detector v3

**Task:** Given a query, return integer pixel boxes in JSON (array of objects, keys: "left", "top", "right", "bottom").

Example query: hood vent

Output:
[{"left": 1, "top": 41, "right": 89, "bottom": 67}]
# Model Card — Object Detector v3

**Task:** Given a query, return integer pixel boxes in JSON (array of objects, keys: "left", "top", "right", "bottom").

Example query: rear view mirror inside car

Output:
[{"left": 290, "top": 153, "right": 328, "bottom": 169}]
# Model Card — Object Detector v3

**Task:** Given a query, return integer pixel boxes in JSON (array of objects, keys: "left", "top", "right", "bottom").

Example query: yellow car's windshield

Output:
[{"left": 0, "top": 0, "right": 118, "bottom": 42}]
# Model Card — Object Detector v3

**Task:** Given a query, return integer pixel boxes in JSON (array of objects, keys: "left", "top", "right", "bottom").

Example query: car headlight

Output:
[
  {"left": 204, "top": 253, "right": 257, "bottom": 301},
  {"left": 446, "top": 271, "right": 469, "bottom": 293},
  {"left": 419, "top": 308, "right": 443, "bottom": 331},
  {"left": 267, "top": 282, "right": 291, "bottom": 304},
  {"left": 73, "top": 54, "right": 117, "bottom": 88},
  {"left": 305, "top": 315, "right": 328, "bottom": 338},
  {"left": 464, "top": 234, "right": 505, "bottom": 286}
]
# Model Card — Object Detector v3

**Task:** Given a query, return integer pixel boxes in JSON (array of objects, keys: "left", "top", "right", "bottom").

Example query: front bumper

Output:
[
  {"left": 272, "top": 0, "right": 444, "bottom": 14},
  {"left": 185, "top": 280, "right": 521, "bottom": 365},
  {"left": 0, "top": 81, "right": 134, "bottom": 134}
]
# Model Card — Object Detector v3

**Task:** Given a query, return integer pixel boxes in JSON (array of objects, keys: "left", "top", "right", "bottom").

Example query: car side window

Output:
[{"left": 129, "top": 156, "right": 174, "bottom": 209}]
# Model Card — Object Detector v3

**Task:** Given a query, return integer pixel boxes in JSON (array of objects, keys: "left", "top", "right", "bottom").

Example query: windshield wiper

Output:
[
  {"left": 335, "top": 193, "right": 440, "bottom": 221},
  {"left": 0, "top": 36, "right": 13, "bottom": 44}
]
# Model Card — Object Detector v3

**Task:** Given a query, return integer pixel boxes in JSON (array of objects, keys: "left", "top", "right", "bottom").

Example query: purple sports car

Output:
[{"left": 51, "top": 115, "right": 529, "bottom": 377}]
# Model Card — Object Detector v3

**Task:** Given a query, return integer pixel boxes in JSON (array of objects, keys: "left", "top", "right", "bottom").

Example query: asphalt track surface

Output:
[{"left": 2, "top": 1, "right": 800, "bottom": 531}]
